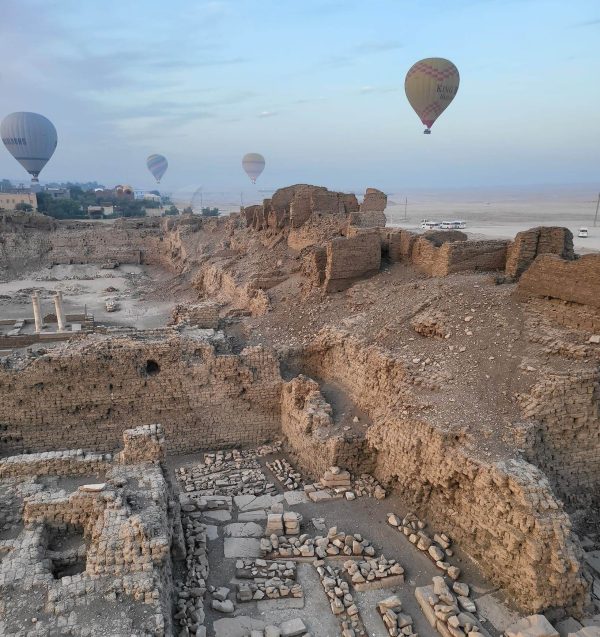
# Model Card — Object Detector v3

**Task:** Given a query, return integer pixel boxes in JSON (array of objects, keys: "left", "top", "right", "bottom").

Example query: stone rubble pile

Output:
[
  {"left": 239, "top": 617, "right": 310, "bottom": 637},
  {"left": 387, "top": 512, "right": 460, "bottom": 580},
  {"left": 343, "top": 556, "right": 405, "bottom": 589},
  {"left": 304, "top": 466, "right": 386, "bottom": 502},
  {"left": 177, "top": 458, "right": 276, "bottom": 497},
  {"left": 415, "top": 575, "right": 484, "bottom": 637},
  {"left": 176, "top": 501, "right": 210, "bottom": 635},
  {"left": 266, "top": 510, "right": 302, "bottom": 536},
  {"left": 377, "top": 594, "right": 416, "bottom": 637},
  {"left": 266, "top": 458, "right": 305, "bottom": 490},
  {"left": 210, "top": 585, "right": 235, "bottom": 614},
  {"left": 315, "top": 560, "right": 367, "bottom": 637},
  {"left": 235, "top": 558, "right": 303, "bottom": 602},
  {"left": 261, "top": 526, "right": 376, "bottom": 560}
]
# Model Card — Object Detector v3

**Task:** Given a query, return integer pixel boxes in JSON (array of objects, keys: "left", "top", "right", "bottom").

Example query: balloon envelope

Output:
[
  {"left": 1, "top": 112, "right": 57, "bottom": 179},
  {"left": 147, "top": 154, "right": 168, "bottom": 183},
  {"left": 405, "top": 58, "right": 459, "bottom": 132},
  {"left": 242, "top": 153, "right": 265, "bottom": 183}
]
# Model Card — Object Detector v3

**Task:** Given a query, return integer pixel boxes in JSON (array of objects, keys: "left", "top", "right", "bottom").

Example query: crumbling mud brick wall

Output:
[
  {"left": 518, "top": 254, "right": 600, "bottom": 308},
  {"left": 47, "top": 218, "right": 164, "bottom": 265},
  {"left": 281, "top": 375, "right": 372, "bottom": 478},
  {"left": 518, "top": 370, "right": 600, "bottom": 507},
  {"left": 0, "top": 211, "right": 56, "bottom": 274},
  {"left": 0, "top": 425, "right": 183, "bottom": 636},
  {"left": 294, "top": 328, "right": 587, "bottom": 614},
  {"left": 323, "top": 229, "right": 382, "bottom": 292},
  {"left": 349, "top": 188, "right": 387, "bottom": 228},
  {"left": 385, "top": 229, "right": 418, "bottom": 263},
  {"left": 193, "top": 262, "right": 271, "bottom": 316},
  {"left": 411, "top": 234, "right": 508, "bottom": 277},
  {"left": 0, "top": 331, "right": 282, "bottom": 454},
  {"left": 506, "top": 226, "right": 574, "bottom": 279},
  {"left": 169, "top": 301, "right": 220, "bottom": 329}
]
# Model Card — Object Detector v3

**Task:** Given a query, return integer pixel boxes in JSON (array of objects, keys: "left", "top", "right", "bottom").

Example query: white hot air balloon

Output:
[
  {"left": 242, "top": 153, "right": 265, "bottom": 183},
  {"left": 1, "top": 112, "right": 58, "bottom": 184}
]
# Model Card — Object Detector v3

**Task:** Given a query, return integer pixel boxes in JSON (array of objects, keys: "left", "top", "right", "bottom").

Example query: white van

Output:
[
  {"left": 420, "top": 220, "right": 440, "bottom": 230},
  {"left": 578, "top": 227, "right": 589, "bottom": 238}
]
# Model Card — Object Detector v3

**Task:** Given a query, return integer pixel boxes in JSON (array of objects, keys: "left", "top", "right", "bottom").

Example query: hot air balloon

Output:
[
  {"left": 147, "top": 154, "right": 168, "bottom": 183},
  {"left": 405, "top": 58, "right": 459, "bottom": 134},
  {"left": 242, "top": 153, "right": 265, "bottom": 184},
  {"left": 1, "top": 112, "right": 57, "bottom": 185}
]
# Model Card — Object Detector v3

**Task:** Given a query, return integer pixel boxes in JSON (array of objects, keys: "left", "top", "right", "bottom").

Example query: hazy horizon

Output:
[{"left": 1, "top": 0, "right": 599, "bottom": 193}]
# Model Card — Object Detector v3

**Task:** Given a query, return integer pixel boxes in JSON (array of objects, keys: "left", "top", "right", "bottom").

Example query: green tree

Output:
[
  {"left": 15, "top": 202, "right": 33, "bottom": 212},
  {"left": 164, "top": 205, "right": 179, "bottom": 216},
  {"left": 37, "top": 193, "right": 85, "bottom": 219}
]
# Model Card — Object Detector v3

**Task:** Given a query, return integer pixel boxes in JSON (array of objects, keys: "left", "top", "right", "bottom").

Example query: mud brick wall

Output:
[
  {"left": 0, "top": 450, "right": 111, "bottom": 479},
  {"left": 530, "top": 298, "right": 600, "bottom": 332},
  {"left": 324, "top": 230, "right": 381, "bottom": 292},
  {"left": 296, "top": 328, "right": 587, "bottom": 614},
  {"left": 518, "top": 254, "right": 600, "bottom": 308},
  {"left": 0, "top": 332, "right": 282, "bottom": 454},
  {"left": 506, "top": 226, "right": 574, "bottom": 279},
  {"left": 386, "top": 229, "right": 418, "bottom": 263},
  {"left": 519, "top": 370, "right": 600, "bottom": 507},
  {"left": 281, "top": 375, "right": 372, "bottom": 479},
  {"left": 411, "top": 237, "right": 508, "bottom": 276},
  {"left": 47, "top": 219, "right": 163, "bottom": 266}
]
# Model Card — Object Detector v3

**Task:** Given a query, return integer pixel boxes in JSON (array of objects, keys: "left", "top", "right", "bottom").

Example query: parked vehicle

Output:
[
  {"left": 420, "top": 220, "right": 440, "bottom": 229},
  {"left": 578, "top": 227, "right": 589, "bottom": 238},
  {"left": 440, "top": 220, "right": 466, "bottom": 230}
]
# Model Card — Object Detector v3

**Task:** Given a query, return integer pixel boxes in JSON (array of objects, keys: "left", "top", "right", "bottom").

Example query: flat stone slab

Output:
[
  {"left": 238, "top": 511, "right": 267, "bottom": 522},
  {"left": 257, "top": 597, "right": 305, "bottom": 611},
  {"left": 476, "top": 592, "right": 520, "bottom": 633},
  {"left": 234, "top": 494, "right": 284, "bottom": 512},
  {"left": 308, "top": 490, "right": 332, "bottom": 503},
  {"left": 205, "top": 525, "right": 219, "bottom": 541},
  {"left": 214, "top": 616, "right": 266, "bottom": 637},
  {"left": 283, "top": 491, "right": 309, "bottom": 506},
  {"left": 224, "top": 538, "right": 262, "bottom": 558},
  {"left": 203, "top": 510, "right": 232, "bottom": 523},
  {"left": 352, "top": 574, "right": 405, "bottom": 592},
  {"left": 224, "top": 522, "right": 264, "bottom": 538}
]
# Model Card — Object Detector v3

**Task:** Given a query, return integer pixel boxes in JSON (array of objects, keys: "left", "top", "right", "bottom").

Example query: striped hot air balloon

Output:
[
  {"left": 1, "top": 112, "right": 58, "bottom": 183},
  {"left": 242, "top": 153, "right": 265, "bottom": 184},
  {"left": 147, "top": 154, "right": 168, "bottom": 183},
  {"left": 405, "top": 58, "right": 460, "bottom": 134}
]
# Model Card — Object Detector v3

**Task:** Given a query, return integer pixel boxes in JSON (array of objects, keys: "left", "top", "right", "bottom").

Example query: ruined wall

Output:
[
  {"left": 506, "top": 226, "right": 574, "bottom": 279},
  {"left": 411, "top": 235, "right": 508, "bottom": 276},
  {"left": 293, "top": 328, "right": 586, "bottom": 614},
  {"left": 0, "top": 331, "right": 282, "bottom": 454},
  {"left": 519, "top": 369, "right": 600, "bottom": 507},
  {"left": 323, "top": 230, "right": 382, "bottom": 292},
  {"left": 349, "top": 188, "right": 387, "bottom": 228},
  {"left": 518, "top": 254, "right": 600, "bottom": 308},
  {"left": 281, "top": 375, "right": 371, "bottom": 478}
]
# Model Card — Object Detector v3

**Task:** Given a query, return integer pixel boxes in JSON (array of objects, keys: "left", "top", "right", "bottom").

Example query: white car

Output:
[{"left": 578, "top": 227, "right": 589, "bottom": 238}]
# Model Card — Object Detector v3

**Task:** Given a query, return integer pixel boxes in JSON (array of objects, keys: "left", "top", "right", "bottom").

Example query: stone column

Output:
[
  {"left": 32, "top": 293, "right": 43, "bottom": 333},
  {"left": 54, "top": 291, "right": 66, "bottom": 332}
]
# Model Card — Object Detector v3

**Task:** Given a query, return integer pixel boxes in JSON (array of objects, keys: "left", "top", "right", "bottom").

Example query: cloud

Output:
[{"left": 258, "top": 110, "right": 278, "bottom": 118}]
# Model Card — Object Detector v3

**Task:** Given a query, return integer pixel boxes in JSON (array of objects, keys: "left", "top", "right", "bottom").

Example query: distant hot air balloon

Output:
[
  {"left": 1, "top": 112, "right": 57, "bottom": 184},
  {"left": 242, "top": 153, "right": 265, "bottom": 184},
  {"left": 147, "top": 154, "right": 168, "bottom": 183},
  {"left": 405, "top": 58, "right": 460, "bottom": 134}
]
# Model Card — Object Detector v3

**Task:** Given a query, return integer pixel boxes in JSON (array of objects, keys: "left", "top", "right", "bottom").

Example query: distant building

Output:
[
  {"left": 0, "top": 192, "right": 37, "bottom": 211},
  {"left": 134, "top": 190, "right": 161, "bottom": 203},
  {"left": 44, "top": 187, "right": 71, "bottom": 200},
  {"left": 87, "top": 205, "right": 114, "bottom": 219}
]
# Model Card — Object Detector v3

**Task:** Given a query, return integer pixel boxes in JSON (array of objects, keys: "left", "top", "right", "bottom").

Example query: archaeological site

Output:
[{"left": 1, "top": 184, "right": 600, "bottom": 637}]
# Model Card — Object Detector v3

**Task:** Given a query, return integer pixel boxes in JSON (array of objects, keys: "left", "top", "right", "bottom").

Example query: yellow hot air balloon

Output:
[{"left": 405, "top": 58, "right": 459, "bottom": 134}]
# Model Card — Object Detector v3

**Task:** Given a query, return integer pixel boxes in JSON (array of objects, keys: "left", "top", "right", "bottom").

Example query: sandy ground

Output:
[
  {"left": 0, "top": 263, "right": 181, "bottom": 329},
  {"left": 385, "top": 194, "right": 600, "bottom": 253}
]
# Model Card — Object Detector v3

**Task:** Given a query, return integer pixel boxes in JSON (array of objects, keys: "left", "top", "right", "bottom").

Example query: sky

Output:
[{"left": 0, "top": 0, "right": 599, "bottom": 198}]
